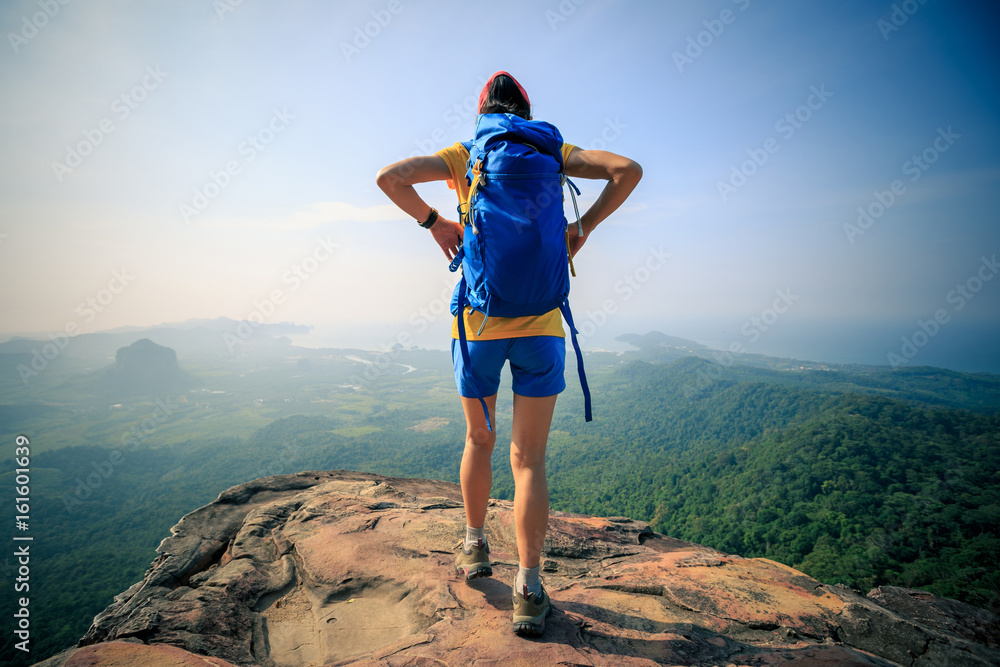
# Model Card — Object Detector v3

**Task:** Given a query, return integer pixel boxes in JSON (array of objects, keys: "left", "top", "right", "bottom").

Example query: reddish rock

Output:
[
  {"left": 36, "top": 471, "right": 1000, "bottom": 667},
  {"left": 36, "top": 640, "right": 240, "bottom": 667}
]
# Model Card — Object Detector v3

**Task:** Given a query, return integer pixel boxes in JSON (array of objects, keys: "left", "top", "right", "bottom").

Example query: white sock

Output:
[
  {"left": 515, "top": 564, "right": 541, "bottom": 598},
  {"left": 465, "top": 525, "right": 486, "bottom": 551}
]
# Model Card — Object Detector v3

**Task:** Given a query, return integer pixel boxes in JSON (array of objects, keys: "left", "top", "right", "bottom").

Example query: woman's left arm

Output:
[{"left": 376, "top": 155, "right": 464, "bottom": 261}]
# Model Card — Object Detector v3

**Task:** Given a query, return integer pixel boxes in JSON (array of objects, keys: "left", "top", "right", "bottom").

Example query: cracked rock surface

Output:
[{"left": 33, "top": 470, "right": 1000, "bottom": 667}]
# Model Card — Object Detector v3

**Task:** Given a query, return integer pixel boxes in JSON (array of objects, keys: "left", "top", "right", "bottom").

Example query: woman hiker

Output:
[{"left": 376, "top": 71, "right": 642, "bottom": 636}]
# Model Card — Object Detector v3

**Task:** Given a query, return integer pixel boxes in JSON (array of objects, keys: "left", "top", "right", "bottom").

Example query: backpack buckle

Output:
[{"left": 448, "top": 247, "right": 464, "bottom": 272}]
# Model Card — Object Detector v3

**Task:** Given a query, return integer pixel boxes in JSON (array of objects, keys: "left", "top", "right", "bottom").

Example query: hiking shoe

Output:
[
  {"left": 455, "top": 539, "right": 492, "bottom": 580},
  {"left": 512, "top": 584, "right": 551, "bottom": 636}
]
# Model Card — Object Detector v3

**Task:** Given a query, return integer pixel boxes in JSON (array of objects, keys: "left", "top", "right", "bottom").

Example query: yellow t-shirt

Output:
[{"left": 437, "top": 141, "right": 577, "bottom": 341}]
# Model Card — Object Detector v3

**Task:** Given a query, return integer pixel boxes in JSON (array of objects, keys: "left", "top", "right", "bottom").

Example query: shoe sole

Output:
[
  {"left": 512, "top": 618, "right": 545, "bottom": 636},
  {"left": 512, "top": 601, "right": 551, "bottom": 636},
  {"left": 456, "top": 564, "right": 492, "bottom": 580}
]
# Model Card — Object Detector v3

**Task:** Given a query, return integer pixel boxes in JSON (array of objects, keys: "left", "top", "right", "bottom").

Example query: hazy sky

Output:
[{"left": 1, "top": 0, "right": 998, "bottom": 370}]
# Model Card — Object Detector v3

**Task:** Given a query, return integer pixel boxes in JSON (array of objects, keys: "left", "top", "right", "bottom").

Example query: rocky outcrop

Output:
[{"left": 35, "top": 471, "right": 1000, "bottom": 667}]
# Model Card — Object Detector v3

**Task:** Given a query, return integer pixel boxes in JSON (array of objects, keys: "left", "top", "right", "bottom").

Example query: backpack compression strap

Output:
[
  {"left": 563, "top": 176, "right": 583, "bottom": 278},
  {"left": 454, "top": 273, "right": 493, "bottom": 432},
  {"left": 558, "top": 300, "right": 593, "bottom": 422}
]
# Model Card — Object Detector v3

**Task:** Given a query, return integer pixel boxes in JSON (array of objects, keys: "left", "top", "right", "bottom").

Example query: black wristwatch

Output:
[{"left": 418, "top": 208, "right": 439, "bottom": 229}]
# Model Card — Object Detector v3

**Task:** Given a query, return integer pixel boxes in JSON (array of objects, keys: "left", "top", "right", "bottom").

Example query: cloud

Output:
[{"left": 207, "top": 201, "right": 409, "bottom": 232}]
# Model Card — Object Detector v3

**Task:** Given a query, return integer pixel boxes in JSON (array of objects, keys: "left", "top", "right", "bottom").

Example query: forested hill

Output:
[
  {"left": 2, "top": 349, "right": 998, "bottom": 663},
  {"left": 541, "top": 357, "right": 1000, "bottom": 612},
  {"left": 645, "top": 355, "right": 1000, "bottom": 412}
]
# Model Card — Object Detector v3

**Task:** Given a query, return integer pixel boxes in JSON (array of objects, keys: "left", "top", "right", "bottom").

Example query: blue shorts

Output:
[{"left": 451, "top": 336, "right": 566, "bottom": 398}]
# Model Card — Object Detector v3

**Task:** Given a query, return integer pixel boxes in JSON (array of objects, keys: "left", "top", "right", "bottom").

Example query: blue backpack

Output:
[{"left": 448, "top": 113, "right": 592, "bottom": 431}]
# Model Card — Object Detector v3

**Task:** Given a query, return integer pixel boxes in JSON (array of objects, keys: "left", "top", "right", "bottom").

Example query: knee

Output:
[
  {"left": 466, "top": 426, "right": 495, "bottom": 451},
  {"left": 509, "top": 445, "right": 545, "bottom": 473}
]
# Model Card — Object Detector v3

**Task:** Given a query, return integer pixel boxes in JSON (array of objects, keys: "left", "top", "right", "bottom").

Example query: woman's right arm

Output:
[{"left": 376, "top": 155, "right": 463, "bottom": 261}]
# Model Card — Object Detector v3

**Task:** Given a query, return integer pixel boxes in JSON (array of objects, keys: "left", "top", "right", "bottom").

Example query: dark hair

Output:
[{"left": 479, "top": 74, "right": 531, "bottom": 119}]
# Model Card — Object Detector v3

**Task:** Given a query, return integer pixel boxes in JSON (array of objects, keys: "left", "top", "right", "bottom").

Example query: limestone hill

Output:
[{"left": 102, "top": 338, "right": 193, "bottom": 395}]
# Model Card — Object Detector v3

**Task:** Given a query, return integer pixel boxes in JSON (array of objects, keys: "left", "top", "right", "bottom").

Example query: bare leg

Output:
[
  {"left": 509, "top": 393, "right": 558, "bottom": 568},
  {"left": 459, "top": 394, "right": 498, "bottom": 530}
]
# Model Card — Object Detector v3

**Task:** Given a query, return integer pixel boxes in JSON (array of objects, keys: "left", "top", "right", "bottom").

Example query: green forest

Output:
[
  {"left": 541, "top": 360, "right": 1000, "bottom": 611},
  {"left": 1, "top": 348, "right": 998, "bottom": 664}
]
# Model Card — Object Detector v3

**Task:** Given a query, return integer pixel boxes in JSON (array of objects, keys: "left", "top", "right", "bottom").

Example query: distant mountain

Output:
[
  {"left": 613, "top": 330, "right": 867, "bottom": 371},
  {"left": 108, "top": 317, "right": 311, "bottom": 335},
  {"left": 0, "top": 318, "right": 310, "bottom": 366},
  {"left": 102, "top": 339, "right": 194, "bottom": 396},
  {"left": 616, "top": 330, "right": 706, "bottom": 351}
]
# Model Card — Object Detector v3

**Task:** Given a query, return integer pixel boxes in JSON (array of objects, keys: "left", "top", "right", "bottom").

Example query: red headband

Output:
[{"left": 478, "top": 71, "right": 530, "bottom": 113}]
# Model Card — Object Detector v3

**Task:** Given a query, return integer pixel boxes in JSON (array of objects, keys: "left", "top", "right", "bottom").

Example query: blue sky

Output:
[{"left": 1, "top": 0, "right": 998, "bottom": 370}]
